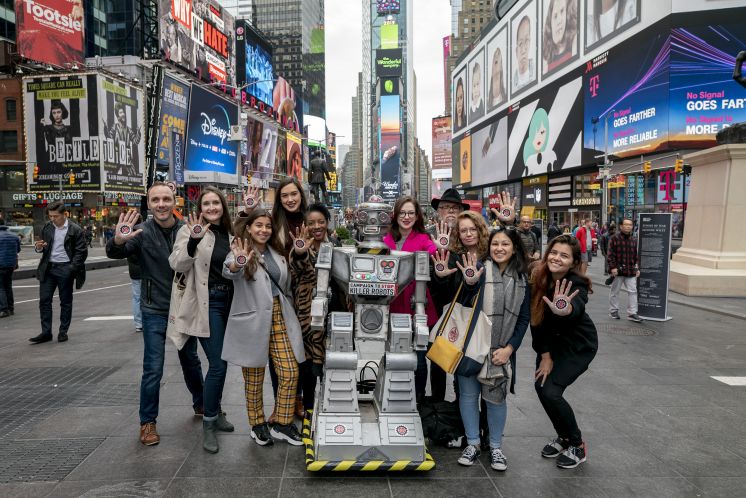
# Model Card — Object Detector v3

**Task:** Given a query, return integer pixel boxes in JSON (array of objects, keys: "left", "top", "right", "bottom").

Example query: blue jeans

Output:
[
  {"left": 457, "top": 373, "right": 508, "bottom": 449},
  {"left": 131, "top": 279, "right": 142, "bottom": 329},
  {"left": 140, "top": 311, "right": 203, "bottom": 425},
  {"left": 198, "top": 288, "right": 230, "bottom": 419}
]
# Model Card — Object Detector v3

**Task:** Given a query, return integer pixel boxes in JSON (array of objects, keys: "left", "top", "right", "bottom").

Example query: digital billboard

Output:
[
  {"left": 377, "top": 0, "right": 400, "bottom": 14},
  {"left": 432, "top": 116, "right": 452, "bottom": 172},
  {"left": 286, "top": 132, "right": 303, "bottom": 180},
  {"left": 304, "top": 25, "right": 326, "bottom": 119},
  {"left": 379, "top": 95, "right": 401, "bottom": 202},
  {"left": 15, "top": 0, "right": 85, "bottom": 67},
  {"left": 24, "top": 74, "right": 102, "bottom": 192},
  {"left": 99, "top": 76, "right": 145, "bottom": 193},
  {"left": 235, "top": 20, "right": 274, "bottom": 107},
  {"left": 471, "top": 115, "right": 508, "bottom": 187},
  {"left": 184, "top": 84, "right": 239, "bottom": 183},
  {"left": 585, "top": 0, "right": 641, "bottom": 51},
  {"left": 468, "top": 48, "right": 485, "bottom": 125},
  {"left": 452, "top": 65, "right": 467, "bottom": 134},
  {"left": 381, "top": 23, "right": 399, "bottom": 49},
  {"left": 156, "top": 74, "right": 190, "bottom": 170},
  {"left": 272, "top": 76, "right": 301, "bottom": 133},
  {"left": 541, "top": 0, "right": 579, "bottom": 78},
  {"left": 510, "top": 0, "right": 538, "bottom": 97},
  {"left": 159, "top": 0, "right": 236, "bottom": 86},
  {"left": 244, "top": 117, "right": 277, "bottom": 181},
  {"left": 485, "top": 27, "right": 508, "bottom": 114},
  {"left": 376, "top": 48, "right": 402, "bottom": 77}
]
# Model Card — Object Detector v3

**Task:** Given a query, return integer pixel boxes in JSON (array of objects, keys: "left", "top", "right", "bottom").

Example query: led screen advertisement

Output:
[
  {"left": 304, "top": 26, "right": 326, "bottom": 119},
  {"left": 24, "top": 74, "right": 102, "bottom": 192},
  {"left": 377, "top": 0, "right": 400, "bottom": 14},
  {"left": 286, "top": 132, "right": 303, "bottom": 181},
  {"left": 583, "top": 27, "right": 670, "bottom": 160},
  {"left": 159, "top": 0, "right": 236, "bottom": 86},
  {"left": 244, "top": 117, "right": 277, "bottom": 181},
  {"left": 15, "top": 0, "right": 84, "bottom": 67},
  {"left": 376, "top": 49, "right": 403, "bottom": 77},
  {"left": 381, "top": 23, "right": 398, "bottom": 49},
  {"left": 379, "top": 95, "right": 401, "bottom": 202},
  {"left": 471, "top": 114, "right": 508, "bottom": 187},
  {"left": 431, "top": 116, "right": 452, "bottom": 171},
  {"left": 235, "top": 20, "right": 273, "bottom": 107},
  {"left": 99, "top": 76, "right": 145, "bottom": 193},
  {"left": 184, "top": 84, "right": 239, "bottom": 184},
  {"left": 156, "top": 75, "right": 190, "bottom": 169}
]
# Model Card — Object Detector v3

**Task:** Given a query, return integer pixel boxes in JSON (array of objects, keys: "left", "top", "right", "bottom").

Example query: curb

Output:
[{"left": 13, "top": 259, "right": 128, "bottom": 281}]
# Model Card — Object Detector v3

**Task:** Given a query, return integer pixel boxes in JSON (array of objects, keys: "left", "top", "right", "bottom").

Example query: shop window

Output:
[
  {"left": 0, "top": 130, "right": 17, "bottom": 153},
  {"left": 5, "top": 99, "right": 17, "bottom": 121}
]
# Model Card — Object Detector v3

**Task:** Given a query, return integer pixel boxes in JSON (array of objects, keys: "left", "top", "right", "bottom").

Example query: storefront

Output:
[
  {"left": 571, "top": 173, "right": 603, "bottom": 226},
  {"left": 547, "top": 176, "right": 573, "bottom": 229},
  {"left": 521, "top": 175, "right": 548, "bottom": 232}
]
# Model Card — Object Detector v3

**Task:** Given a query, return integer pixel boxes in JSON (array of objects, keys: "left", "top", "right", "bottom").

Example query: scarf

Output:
[{"left": 480, "top": 260, "right": 526, "bottom": 404}]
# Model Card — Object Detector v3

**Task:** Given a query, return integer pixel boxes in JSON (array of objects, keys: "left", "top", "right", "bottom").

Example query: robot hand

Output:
[{"left": 310, "top": 295, "right": 329, "bottom": 331}]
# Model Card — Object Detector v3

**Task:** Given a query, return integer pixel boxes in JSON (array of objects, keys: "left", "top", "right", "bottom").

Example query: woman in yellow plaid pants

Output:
[{"left": 221, "top": 209, "right": 309, "bottom": 446}]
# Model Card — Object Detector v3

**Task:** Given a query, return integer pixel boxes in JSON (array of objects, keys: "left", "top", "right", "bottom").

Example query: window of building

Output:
[
  {"left": 5, "top": 99, "right": 16, "bottom": 121},
  {"left": 0, "top": 130, "right": 18, "bottom": 153}
]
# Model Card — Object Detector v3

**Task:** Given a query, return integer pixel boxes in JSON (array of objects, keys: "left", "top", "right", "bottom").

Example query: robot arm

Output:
[
  {"left": 310, "top": 242, "right": 334, "bottom": 331},
  {"left": 412, "top": 251, "right": 430, "bottom": 351}
]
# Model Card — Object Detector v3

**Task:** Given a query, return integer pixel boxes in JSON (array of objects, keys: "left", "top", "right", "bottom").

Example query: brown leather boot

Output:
[
  {"left": 139, "top": 422, "right": 160, "bottom": 446},
  {"left": 295, "top": 398, "right": 305, "bottom": 419},
  {"left": 268, "top": 410, "right": 278, "bottom": 425}
]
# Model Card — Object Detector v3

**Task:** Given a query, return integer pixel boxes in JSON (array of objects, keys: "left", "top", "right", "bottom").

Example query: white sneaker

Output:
[
  {"left": 457, "top": 444, "right": 481, "bottom": 466},
  {"left": 489, "top": 447, "right": 507, "bottom": 471}
]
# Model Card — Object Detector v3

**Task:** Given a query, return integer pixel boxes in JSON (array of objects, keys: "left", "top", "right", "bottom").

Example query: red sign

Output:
[
  {"left": 171, "top": 0, "right": 191, "bottom": 29},
  {"left": 15, "top": 0, "right": 85, "bottom": 66},
  {"left": 464, "top": 199, "right": 482, "bottom": 212},
  {"left": 488, "top": 194, "right": 500, "bottom": 209}
]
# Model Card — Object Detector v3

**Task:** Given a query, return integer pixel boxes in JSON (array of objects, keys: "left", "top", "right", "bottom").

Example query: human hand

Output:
[
  {"left": 491, "top": 345, "right": 514, "bottom": 366},
  {"left": 231, "top": 237, "right": 253, "bottom": 269},
  {"left": 490, "top": 191, "right": 517, "bottom": 224},
  {"left": 432, "top": 220, "right": 451, "bottom": 251},
  {"left": 611, "top": 268, "right": 618, "bottom": 277},
  {"left": 187, "top": 212, "right": 206, "bottom": 239},
  {"left": 456, "top": 252, "right": 484, "bottom": 286},
  {"left": 635, "top": 270, "right": 640, "bottom": 278},
  {"left": 290, "top": 224, "right": 312, "bottom": 255},
  {"left": 430, "top": 249, "right": 457, "bottom": 278},
  {"left": 243, "top": 185, "right": 260, "bottom": 212},
  {"left": 542, "top": 278, "right": 580, "bottom": 316},
  {"left": 114, "top": 210, "right": 142, "bottom": 245},
  {"left": 34, "top": 239, "right": 48, "bottom": 253},
  {"left": 534, "top": 354, "right": 553, "bottom": 387}
]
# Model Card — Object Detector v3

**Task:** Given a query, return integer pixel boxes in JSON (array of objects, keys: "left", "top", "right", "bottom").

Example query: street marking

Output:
[
  {"left": 711, "top": 376, "right": 746, "bottom": 386},
  {"left": 14, "top": 283, "right": 130, "bottom": 304},
  {"left": 84, "top": 316, "right": 134, "bottom": 321}
]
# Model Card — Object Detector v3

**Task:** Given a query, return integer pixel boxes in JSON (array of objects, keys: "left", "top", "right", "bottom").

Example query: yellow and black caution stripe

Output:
[
  {"left": 302, "top": 410, "right": 435, "bottom": 472},
  {"left": 357, "top": 247, "right": 390, "bottom": 255}
]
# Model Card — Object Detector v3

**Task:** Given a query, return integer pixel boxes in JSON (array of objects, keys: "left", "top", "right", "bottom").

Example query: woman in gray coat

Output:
[{"left": 221, "top": 209, "right": 306, "bottom": 447}]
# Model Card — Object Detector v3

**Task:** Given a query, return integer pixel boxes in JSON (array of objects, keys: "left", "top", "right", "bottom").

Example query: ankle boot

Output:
[
  {"left": 202, "top": 419, "right": 219, "bottom": 454},
  {"left": 216, "top": 411, "right": 235, "bottom": 432}
]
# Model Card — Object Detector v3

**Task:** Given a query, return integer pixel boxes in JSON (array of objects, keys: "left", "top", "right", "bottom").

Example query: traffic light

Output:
[
  {"left": 674, "top": 158, "right": 684, "bottom": 173},
  {"left": 69, "top": 171, "right": 75, "bottom": 185},
  {"left": 643, "top": 161, "right": 651, "bottom": 174},
  {"left": 33, "top": 164, "right": 39, "bottom": 180}
]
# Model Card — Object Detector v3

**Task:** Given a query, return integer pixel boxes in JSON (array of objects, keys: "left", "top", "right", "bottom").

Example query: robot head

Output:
[{"left": 356, "top": 195, "right": 391, "bottom": 240}]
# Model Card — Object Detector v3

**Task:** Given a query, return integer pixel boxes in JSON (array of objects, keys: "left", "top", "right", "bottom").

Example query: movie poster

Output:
[
  {"left": 286, "top": 132, "right": 303, "bottom": 180},
  {"left": 245, "top": 117, "right": 277, "bottom": 182},
  {"left": 24, "top": 74, "right": 102, "bottom": 192},
  {"left": 379, "top": 94, "right": 401, "bottom": 202},
  {"left": 99, "top": 76, "right": 145, "bottom": 193},
  {"left": 156, "top": 74, "right": 191, "bottom": 170},
  {"left": 15, "top": 0, "right": 84, "bottom": 67}
]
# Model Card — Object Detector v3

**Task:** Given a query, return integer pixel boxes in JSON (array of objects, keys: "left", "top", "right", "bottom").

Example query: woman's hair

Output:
[
  {"left": 488, "top": 46, "right": 506, "bottom": 108},
  {"left": 272, "top": 177, "right": 308, "bottom": 249},
  {"left": 390, "top": 196, "right": 426, "bottom": 242},
  {"left": 523, "top": 107, "right": 550, "bottom": 164},
  {"left": 488, "top": 227, "right": 529, "bottom": 275},
  {"left": 196, "top": 186, "right": 233, "bottom": 235},
  {"left": 542, "top": 0, "right": 578, "bottom": 64},
  {"left": 455, "top": 78, "right": 465, "bottom": 122},
  {"left": 233, "top": 208, "right": 284, "bottom": 281},
  {"left": 529, "top": 234, "right": 592, "bottom": 325},
  {"left": 449, "top": 210, "right": 489, "bottom": 259},
  {"left": 307, "top": 202, "right": 331, "bottom": 222},
  {"left": 592, "top": 0, "right": 628, "bottom": 41}
]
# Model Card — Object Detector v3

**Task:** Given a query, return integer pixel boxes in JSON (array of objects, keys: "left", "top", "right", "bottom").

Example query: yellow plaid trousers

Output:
[{"left": 242, "top": 297, "right": 299, "bottom": 426}]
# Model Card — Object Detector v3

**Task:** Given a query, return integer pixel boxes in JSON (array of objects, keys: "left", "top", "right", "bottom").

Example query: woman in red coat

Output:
[{"left": 383, "top": 196, "right": 438, "bottom": 400}]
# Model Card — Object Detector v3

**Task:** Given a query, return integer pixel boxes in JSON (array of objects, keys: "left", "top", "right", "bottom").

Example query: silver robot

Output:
[{"left": 307, "top": 196, "right": 433, "bottom": 470}]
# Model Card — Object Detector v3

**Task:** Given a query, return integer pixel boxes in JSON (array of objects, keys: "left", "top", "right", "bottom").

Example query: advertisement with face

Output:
[
  {"left": 486, "top": 27, "right": 508, "bottom": 114},
  {"left": 452, "top": 66, "right": 467, "bottom": 135},
  {"left": 583, "top": 28, "right": 669, "bottom": 160},
  {"left": 432, "top": 116, "right": 453, "bottom": 172},
  {"left": 379, "top": 94, "right": 401, "bottom": 202},
  {"left": 245, "top": 117, "right": 277, "bottom": 181},
  {"left": 272, "top": 76, "right": 300, "bottom": 133},
  {"left": 15, "top": 0, "right": 84, "bottom": 66},
  {"left": 509, "top": 71, "right": 583, "bottom": 179},
  {"left": 159, "top": 0, "right": 236, "bottom": 86},
  {"left": 468, "top": 48, "right": 485, "bottom": 125},
  {"left": 184, "top": 84, "right": 239, "bottom": 183},
  {"left": 585, "top": 0, "right": 640, "bottom": 51},
  {"left": 511, "top": 0, "right": 538, "bottom": 97},
  {"left": 99, "top": 76, "right": 145, "bottom": 193},
  {"left": 287, "top": 132, "right": 303, "bottom": 180},
  {"left": 235, "top": 20, "right": 274, "bottom": 107},
  {"left": 542, "top": 0, "right": 579, "bottom": 77},
  {"left": 156, "top": 74, "right": 190, "bottom": 169},
  {"left": 24, "top": 74, "right": 101, "bottom": 192},
  {"left": 471, "top": 114, "right": 508, "bottom": 187},
  {"left": 459, "top": 135, "right": 472, "bottom": 184}
]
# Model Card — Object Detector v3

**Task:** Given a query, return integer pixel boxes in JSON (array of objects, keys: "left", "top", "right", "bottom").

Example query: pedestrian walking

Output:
[
  {"left": 30, "top": 201, "right": 88, "bottom": 344},
  {"left": 574, "top": 219, "right": 596, "bottom": 274},
  {"left": 0, "top": 219, "right": 21, "bottom": 318},
  {"left": 518, "top": 216, "right": 541, "bottom": 262},
  {"left": 106, "top": 183, "right": 204, "bottom": 447},
  {"left": 599, "top": 223, "right": 616, "bottom": 275},
  {"left": 547, "top": 221, "right": 562, "bottom": 241},
  {"left": 530, "top": 234, "right": 598, "bottom": 469},
  {"left": 84, "top": 225, "right": 94, "bottom": 248},
  {"left": 607, "top": 218, "right": 642, "bottom": 322}
]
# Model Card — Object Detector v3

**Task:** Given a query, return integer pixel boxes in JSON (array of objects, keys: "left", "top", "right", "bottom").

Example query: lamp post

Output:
[{"left": 591, "top": 109, "right": 615, "bottom": 228}]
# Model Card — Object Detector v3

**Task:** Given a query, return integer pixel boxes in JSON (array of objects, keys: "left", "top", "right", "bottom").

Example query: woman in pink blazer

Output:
[{"left": 383, "top": 196, "right": 438, "bottom": 400}]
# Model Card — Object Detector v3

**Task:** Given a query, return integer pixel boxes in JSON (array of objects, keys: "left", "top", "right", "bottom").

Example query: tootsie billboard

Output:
[{"left": 15, "top": 0, "right": 85, "bottom": 66}]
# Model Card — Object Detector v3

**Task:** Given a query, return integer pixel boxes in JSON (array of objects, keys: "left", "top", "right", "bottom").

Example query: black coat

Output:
[{"left": 36, "top": 220, "right": 88, "bottom": 289}]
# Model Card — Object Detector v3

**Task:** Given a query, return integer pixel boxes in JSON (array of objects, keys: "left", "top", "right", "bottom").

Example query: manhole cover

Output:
[
  {"left": 599, "top": 323, "right": 656, "bottom": 336},
  {"left": 0, "top": 438, "right": 104, "bottom": 483}
]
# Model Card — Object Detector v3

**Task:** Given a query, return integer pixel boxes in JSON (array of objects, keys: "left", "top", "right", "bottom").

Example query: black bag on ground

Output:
[{"left": 419, "top": 399, "right": 464, "bottom": 446}]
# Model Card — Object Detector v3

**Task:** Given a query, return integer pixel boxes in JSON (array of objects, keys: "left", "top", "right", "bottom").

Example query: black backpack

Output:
[{"left": 419, "top": 400, "right": 465, "bottom": 446}]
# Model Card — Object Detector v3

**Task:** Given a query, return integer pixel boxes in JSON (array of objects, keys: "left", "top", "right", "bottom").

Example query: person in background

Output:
[
  {"left": 531, "top": 234, "right": 597, "bottom": 469},
  {"left": 30, "top": 201, "right": 88, "bottom": 344},
  {"left": 518, "top": 216, "right": 541, "bottom": 262},
  {"left": 0, "top": 219, "right": 21, "bottom": 318},
  {"left": 607, "top": 218, "right": 642, "bottom": 323},
  {"left": 599, "top": 222, "right": 616, "bottom": 275},
  {"left": 84, "top": 225, "right": 94, "bottom": 248},
  {"left": 574, "top": 218, "right": 596, "bottom": 275},
  {"left": 531, "top": 220, "right": 543, "bottom": 258},
  {"left": 547, "top": 221, "right": 562, "bottom": 241}
]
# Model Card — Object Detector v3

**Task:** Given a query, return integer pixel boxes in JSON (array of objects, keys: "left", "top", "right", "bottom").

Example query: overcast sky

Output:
[{"left": 324, "top": 0, "right": 450, "bottom": 162}]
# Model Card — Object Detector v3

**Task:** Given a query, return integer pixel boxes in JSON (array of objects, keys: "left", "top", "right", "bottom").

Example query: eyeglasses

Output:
[
  {"left": 398, "top": 211, "right": 417, "bottom": 219},
  {"left": 459, "top": 228, "right": 478, "bottom": 235},
  {"left": 438, "top": 204, "right": 460, "bottom": 213}
]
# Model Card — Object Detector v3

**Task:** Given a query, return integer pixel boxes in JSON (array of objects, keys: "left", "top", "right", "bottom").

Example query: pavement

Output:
[{"left": 1, "top": 266, "right": 746, "bottom": 497}]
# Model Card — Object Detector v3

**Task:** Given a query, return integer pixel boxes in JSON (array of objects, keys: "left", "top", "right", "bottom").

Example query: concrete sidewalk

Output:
[{"left": 13, "top": 245, "right": 126, "bottom": 280}]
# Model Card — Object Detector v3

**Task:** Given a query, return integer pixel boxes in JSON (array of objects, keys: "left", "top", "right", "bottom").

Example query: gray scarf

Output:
[{"left": 480, "top": 260, "right": 526, "bottom": 404}]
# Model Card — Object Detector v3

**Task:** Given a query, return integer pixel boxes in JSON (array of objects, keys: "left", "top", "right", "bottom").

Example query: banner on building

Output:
[
  {"left": 15, "top": 0, "right": 85, "bottom": 67},
  {"left": 156, "top": 74, "right": 191, "bottom": 169},
  {"left": 99, "top": 76, "right": 145, "bottom": 193},
  {"left": 24, "top": 74, "right": 101, "bottom": 192},
  {"left": 286, "top": 132, "right": 303, "bottom": 180},
  {"left": 432, "top": 116, "right": 452, "bottom": 172},
  {"left": 379, "top": 94, "right": 401, "bottom": 202},
  {"left": 244, "top": 117, "right": 277, "bottom": 181}
]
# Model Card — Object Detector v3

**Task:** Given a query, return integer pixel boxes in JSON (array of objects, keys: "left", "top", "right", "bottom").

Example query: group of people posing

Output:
[{"left": 104, "top": 181, "right": 598, "bottom": 473}]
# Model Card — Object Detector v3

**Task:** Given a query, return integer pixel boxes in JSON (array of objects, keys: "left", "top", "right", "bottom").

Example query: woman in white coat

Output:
[{"left": 222, "top": 208, "right": 307, "bottom": 447}]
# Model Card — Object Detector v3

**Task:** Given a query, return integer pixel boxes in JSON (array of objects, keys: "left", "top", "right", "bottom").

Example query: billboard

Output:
[
  {"left": 286, "top": 132, "right": 303, "bottom": 180},
  {"left": 467, "top": 48, "right": 485, "bottom": 125},
  {"left": 244, "top": 117, "right": 277, "bottom": 181},
  {"left": 376, "top": 49, "right": 403, "bottom": 77},
  {"left": 432, "top": 116, "right": 452, "bottom": 171},
  {"left": 485, "top": 26, "right": 508, "bottom": 114},
  {"left": 381, "top": 23, "right": 398, "bottom": 49},
  {"left": 15, "top": 0, "right": 84, "bottom": 67},
  {"left": 585, "top": 0, "right": 640, "bottom": 51},
  {"left": 159, "top": 0, "right": 236, "bottom": 86},
  {"left": 235, "top": 20, "right": 274, "bottom": 107},
  {"left": 272, "top": 76, "right": 301, "bottom": 133},
  {"left": 156, "top": 74, "right": 190, "bottom": 169},
  {"left": 379, "top": 94, "right": 401, "bottom": 202},
  {"left": 184, "top": 84, "right": 239, "bottom": 183},
  {"left": 377, "top": 0, "right": 400, "bottom": 14},
  {"left": 452, "top": 65, "right": 467, "bottom": 134},
  {"left": 471, "top": 115, "right": 508, "bottom": 187},
  {"left": 510, "top": 0, "right": 538, "bottom": 97},
  {"left": 99, "top": 76, "right": 145, "bottom": 193},
  {"left": 24, "top": 74, "right": 101, "bottom": 192},
  {"left": 541, "top": 0, "right": 579, "bottom": 78},
  {"left": 304, "top": 25, "right": 327, "bottom": 118}
]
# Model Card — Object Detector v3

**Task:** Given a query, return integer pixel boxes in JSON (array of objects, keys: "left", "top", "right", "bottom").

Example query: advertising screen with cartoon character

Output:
[{"left": 507, "top": 70, "right": 583, "bottom": 180}]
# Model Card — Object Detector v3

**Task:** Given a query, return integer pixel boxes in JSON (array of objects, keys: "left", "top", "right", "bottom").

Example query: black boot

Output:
[
  {"left": 202, "top": 419, "right": 219, "bottom": 454},
  {"left": 216, "top": 411, "right": 234, "bottom": 432}
]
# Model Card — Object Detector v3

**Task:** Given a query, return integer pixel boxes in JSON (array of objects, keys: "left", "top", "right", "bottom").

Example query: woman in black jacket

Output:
[{"left": 530, "top": 234, "right": 598, "bottom": 469}]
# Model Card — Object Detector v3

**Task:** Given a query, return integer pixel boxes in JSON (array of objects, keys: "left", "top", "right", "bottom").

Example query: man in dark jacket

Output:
[
  {"left": 106, "top": 183, "right": 203, "bottom": 446},
  {"left": 0, "top": 220, "right": 21, "bottom": 318},
  {"left": 607, "top": 218, "right": 642, "bottom": 322},
  {"left": 30, "top": 201, "right": 88, "bottom": 344},
  {"left": 309, "top": 152, "right": 331, "bottom": 204},
  {"left": 547, "top": 221, "right": 561, "bottom": 241},
  {"left": 518, "top": 216, "right": 541, "bottom": 261}
]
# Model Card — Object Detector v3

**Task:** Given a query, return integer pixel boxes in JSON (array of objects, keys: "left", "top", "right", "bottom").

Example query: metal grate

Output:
[
  {"left": 599, "top": 323, "right": 657, "bottom": 336},
  {"left": 0, "top": 438, "right": 104, "bottom": 483},
  {"left": 0, "top": 367, "right": 119, "bottom": 387}
]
